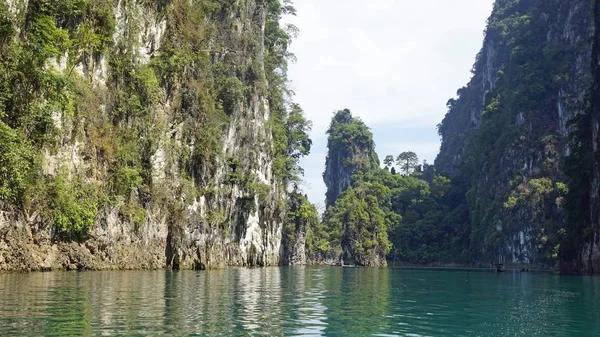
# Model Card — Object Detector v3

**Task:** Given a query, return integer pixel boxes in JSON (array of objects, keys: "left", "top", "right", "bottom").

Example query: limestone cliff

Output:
[
  {"left": 322, "top": 109, "right": 388, "bottom": 267},
  {"left": 585, "top": 0, "right": 600, "bottom": 273},
  {"left": 323, "top": 109, "right": 379, "bottom": 206},
  {"left": 563, "top": 0, "right": 600, "bottom": 273},
  {"left": 0, "top": 0, "right": 305, "bottom": 271},
  {"left": 435, "top": 0, "right": 595, "bottom": 268}
]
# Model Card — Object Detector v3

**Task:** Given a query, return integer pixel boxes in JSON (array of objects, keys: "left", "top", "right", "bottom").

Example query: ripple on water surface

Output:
[{"left": 0, "top": 267, "right": 599, "bottom": 336}]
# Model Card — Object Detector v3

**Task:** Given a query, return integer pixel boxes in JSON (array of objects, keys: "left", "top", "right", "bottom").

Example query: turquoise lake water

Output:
[{"left": 0, "top": 267, "right": 599, "bottom": 336}]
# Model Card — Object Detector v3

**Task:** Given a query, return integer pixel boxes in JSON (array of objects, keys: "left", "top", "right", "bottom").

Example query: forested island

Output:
[{"left": 0, "top": 0, "right": 599, "bottom": 274}]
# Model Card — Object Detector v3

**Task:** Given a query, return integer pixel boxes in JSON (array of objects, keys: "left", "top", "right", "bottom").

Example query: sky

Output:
[{"left": 284, "top": 0, "right": 495, "bottom": 207}]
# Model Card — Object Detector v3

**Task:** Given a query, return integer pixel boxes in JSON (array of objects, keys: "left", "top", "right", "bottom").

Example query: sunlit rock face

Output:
[
  {"left": 0, "top": 0, "right": 288, "bottom": 271},
  {"left": 435, "top": 0, "right": 595, "bottom": 269}
]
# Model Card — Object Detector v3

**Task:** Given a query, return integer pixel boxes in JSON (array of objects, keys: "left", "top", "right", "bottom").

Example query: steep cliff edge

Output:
[
  {"left": 0, "top": 0, "right": 310, "bottom": 271},
  {"left": 584, "top": 0, "right": 600, "bottom": 273},
  {"left": 435, "top": 0, "right": 595, "bottom": 268},
  {"left": 563, "top": 0, "right": 600, "bottom": 273}
]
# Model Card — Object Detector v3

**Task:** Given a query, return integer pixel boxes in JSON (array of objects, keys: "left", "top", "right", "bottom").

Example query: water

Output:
[{"left": 0, "top": 267, "right": 599, "bottom": 336}]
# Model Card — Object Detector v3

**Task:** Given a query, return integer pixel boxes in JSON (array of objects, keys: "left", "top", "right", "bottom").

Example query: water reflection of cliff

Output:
[
  {"left": 0, "top": 272, "right": 92, "bottom": 335},
  {"left": 322, "top": 268, "right": 392, "bottom": 336},
  {"left": 283, "top": 266, "right": 329, "bottom": 336},
  {"left": 1, "top": 268, "right": 599, "bottom": 335},
  {"left": 0, "top": 271, "right": 170, "bottom": 335},
  {"left": 162, "top": 267, "right": 286, "bottom": 335}
]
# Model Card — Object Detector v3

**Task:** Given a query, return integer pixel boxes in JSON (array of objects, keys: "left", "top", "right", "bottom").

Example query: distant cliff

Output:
[
  {"left": 322, "top": 110, "right": 389, "bottom": 266},
  {"left": 323, "top": 109, "right": 379, "bottom": 206},
  {"left": 0, "top": 0, "right": 312, "bottom": 271},
  {"left": 435, "top": 0, "right": 596, "bottom": 270}
]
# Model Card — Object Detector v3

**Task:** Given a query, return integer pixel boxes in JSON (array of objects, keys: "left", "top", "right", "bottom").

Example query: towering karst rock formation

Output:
[
  {"left": 0, "top": 0, "right": 308, "bottom": 271},
  {"left": 323, "top": 109, "right": 379, "bottom": 206},
  {"left": 322, "top": 109, "right": 388, "bottom": 266},
  {"left": 435, "top": 0, "right": 597, "bottom": 270},
  {"left": 563, "top": 0, "right": 600, "bottom": 273}
]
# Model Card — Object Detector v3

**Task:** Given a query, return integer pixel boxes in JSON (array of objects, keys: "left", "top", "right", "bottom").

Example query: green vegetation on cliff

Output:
[
  {"left": 323, "top": 109, "right": 379, "bottom": 206},
  {"left": 321, "top": 110, "right": 384, "bottom": 265},
  {"left": 2, "top": 0, "right": 598, "bottom": 273},
  {"left": 562, "top": 0, "right": 600, "bottom": 273},
  {"left": 313, "top": 0, "right": 597, "bottom": 271},
  {"left": 432, "top": 0, "right": 592, "bottom": 268},
  {"left": 0, "top": 0, "right": 318, "bottom": 270}
]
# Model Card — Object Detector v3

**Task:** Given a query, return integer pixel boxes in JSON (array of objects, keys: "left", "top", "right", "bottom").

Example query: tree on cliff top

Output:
[
  {"left": 383, "top": 155, "right": 395, "bottom": 169},
  {"left": 396, "top": 151, "right": 419, "bottom": 175}
]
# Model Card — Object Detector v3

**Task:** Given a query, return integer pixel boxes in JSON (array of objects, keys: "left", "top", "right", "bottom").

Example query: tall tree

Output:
[
  {"left": 383, "top": 155, "right": 395, "bottom": 168},
  {"left": 285, "top": 103, "right": 312, "bottom": 184},
  {"left": 396, "top": 151, "right": 419, "bottom": 175}
]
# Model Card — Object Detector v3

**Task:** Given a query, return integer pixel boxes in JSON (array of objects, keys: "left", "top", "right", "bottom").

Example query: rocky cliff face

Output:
[
  {"left": 0, "top": 0, "right": 298, "bottom": 271},
  {"left": 563, "top": 0, "right": 600, "bottom": 273},
  {"left": 322, "top": 110, "right": 388, "bottom": 266},
  {"left": 281, "top": 190, "right": 309, "bottom": 265},
  {"left": 435, "top": 0, "right": 595, "bottom": 268},
  {"left": 586, "top": 0, "right": 600, "bottom": 273},
  {"left": 323, "top": 109, "right": 379, "bottom": 207}
]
